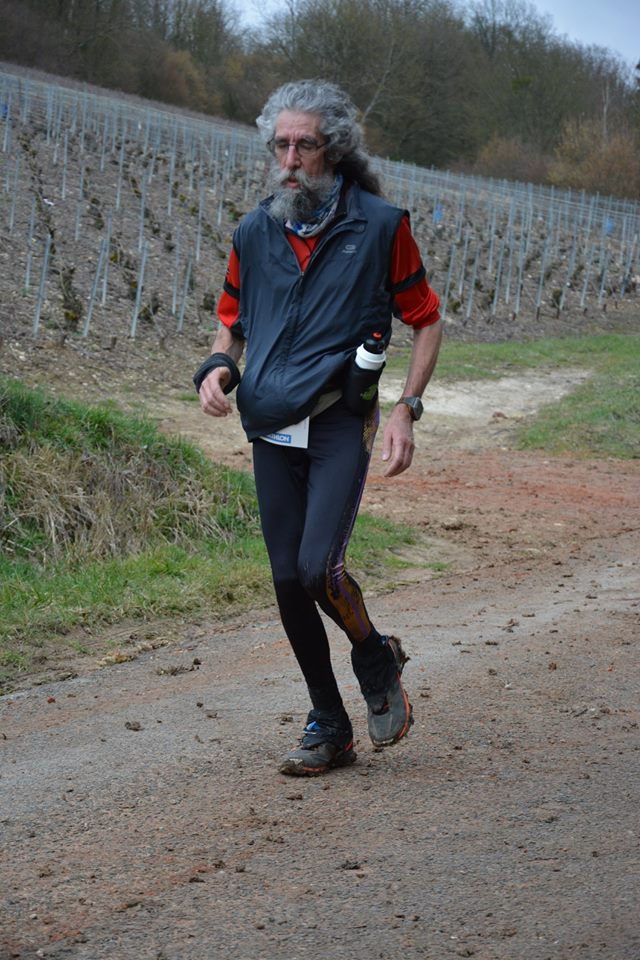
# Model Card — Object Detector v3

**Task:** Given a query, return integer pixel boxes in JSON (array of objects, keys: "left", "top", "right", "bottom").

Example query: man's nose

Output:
[{"left": 284, "top": 144, "right": 301, "bottom": 164}]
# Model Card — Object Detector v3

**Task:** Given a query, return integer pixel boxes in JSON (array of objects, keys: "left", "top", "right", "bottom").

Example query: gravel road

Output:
[
  {"left": 2, "top": 531, "right": 638, "bottom": 960},
  {"left": 1, "top": 367, "right": 639, "bottom": 960}
]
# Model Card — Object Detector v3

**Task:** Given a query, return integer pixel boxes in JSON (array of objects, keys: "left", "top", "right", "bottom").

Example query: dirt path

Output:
[{"left": 2, "top": 371, "right": 639, "bottom": 960}]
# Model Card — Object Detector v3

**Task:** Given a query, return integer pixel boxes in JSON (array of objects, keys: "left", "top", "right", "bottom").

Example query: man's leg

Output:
[
  {"left": 252, "top": 437, "right": 344, "bottom": 713},
  {"left": 296, "top": 399, "right": 413, "bottom": 748},
  {"left": 295, "top": 398, "right": 379, "bottom": 642},
  {"left": 253, "top": 399, "right": 411, "bottom": 770},
  {"left": 253, "top": 435, "right": 356, "bottom": 775}
]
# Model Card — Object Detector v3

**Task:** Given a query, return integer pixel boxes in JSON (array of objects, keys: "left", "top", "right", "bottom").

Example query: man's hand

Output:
[
  {"left": 381, "top": 403, "right": 415, "bottom": 477},
  {"left": 381, "top": 320, "right": 442, "bottom": 477},
  {"left": 199, "top": 367, "right": 233, "bottom": 417}
]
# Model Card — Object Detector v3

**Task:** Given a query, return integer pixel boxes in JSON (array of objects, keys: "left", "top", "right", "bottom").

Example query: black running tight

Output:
[{"left": 252, "top": 398, "right": 381, "bottom": 710}]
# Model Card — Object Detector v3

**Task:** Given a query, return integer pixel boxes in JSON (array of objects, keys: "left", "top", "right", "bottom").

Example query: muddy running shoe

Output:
[
  {"left": 279, "top": 706, "right": 357, "bottom": 776},
  {"left": 351, "top": 635, "right": 413, "bottom": 747}
]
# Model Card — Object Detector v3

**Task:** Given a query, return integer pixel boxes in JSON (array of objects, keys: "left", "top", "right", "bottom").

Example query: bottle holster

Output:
[{"left": 341, "top": 357, "right": 386, "bottom": 416}]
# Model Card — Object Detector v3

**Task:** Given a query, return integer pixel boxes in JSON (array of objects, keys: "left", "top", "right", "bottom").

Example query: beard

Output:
[{"left": 267, "top": 163, "right": 337, "bottom": 223}]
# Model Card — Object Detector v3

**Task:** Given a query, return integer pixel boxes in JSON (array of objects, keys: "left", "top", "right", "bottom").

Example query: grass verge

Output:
[
  {"left": 514, "top": 336, "right": 640, "bottom": 458},
  {"left": 388, "top": 332, "right": 640, "bottom": 458}
]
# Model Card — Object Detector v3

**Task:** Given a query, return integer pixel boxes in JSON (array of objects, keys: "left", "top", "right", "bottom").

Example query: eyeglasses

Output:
[{"left": 267, "top": 136, "right": 331, "bottom": 157}]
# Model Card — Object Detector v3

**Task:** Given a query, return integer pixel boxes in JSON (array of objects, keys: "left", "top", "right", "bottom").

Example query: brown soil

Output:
[{"left": 1, "top": 354, "right": 639, "bottom": 960}]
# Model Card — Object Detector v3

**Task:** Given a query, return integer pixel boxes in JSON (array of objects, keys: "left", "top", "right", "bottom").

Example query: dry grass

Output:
[{"left": 0, "top": 377, "right": 259, "bottom": 563}]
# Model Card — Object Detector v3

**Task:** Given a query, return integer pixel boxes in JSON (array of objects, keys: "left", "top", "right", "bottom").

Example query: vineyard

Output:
[
  {"left": 2, "top": 65, "right": 640, "bottom": 960},
  {"left": 1, "top": 63, "right": 639, "bottom": 362}
]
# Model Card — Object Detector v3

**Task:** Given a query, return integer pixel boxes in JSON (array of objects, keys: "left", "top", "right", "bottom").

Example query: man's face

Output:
[
  {"left": 267, "top": 110, "right": 337, "bottom": 223},
  {"left": 273, "top": 110, "right": 332, "bottom": 183}
]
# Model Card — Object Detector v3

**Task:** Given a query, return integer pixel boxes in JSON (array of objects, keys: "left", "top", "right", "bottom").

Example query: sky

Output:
[
  {"left": 234, "top": 0, "right": 640, "bottom": 71},
  {"left": 535, "top": 0, "right": 639, "bottom": 68}
]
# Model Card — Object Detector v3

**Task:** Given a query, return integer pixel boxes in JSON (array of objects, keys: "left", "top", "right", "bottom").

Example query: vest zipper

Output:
[{"left": 304, "top": 217, "right": 361, "bottom": 275}]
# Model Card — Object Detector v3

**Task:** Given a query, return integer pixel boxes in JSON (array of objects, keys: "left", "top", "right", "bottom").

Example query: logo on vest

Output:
[{"left": 342, "top": 243, "right": 357, "bottom": 254}]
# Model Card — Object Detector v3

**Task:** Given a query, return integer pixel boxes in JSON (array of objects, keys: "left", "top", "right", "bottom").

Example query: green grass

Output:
[
  {"left": 0, "top": 378, "right": 421, "bottom": 690},
  {"left": 0, "top": 518, "right": 417, "bottom": 649},
  {"left": 0, "top": 540, "right": 268, "bottom": 653},
  {"left": 388, "top": 331, "right": 638, "bottom": 380},
  {"left": 433, "top": 332, "right": 640, "bottom": 384},
  {"left": 518, "top": 345, "right": 640, "bottom": 458},
  {"left": 389, "top": 333, "right": 640, "bottom": 458}
]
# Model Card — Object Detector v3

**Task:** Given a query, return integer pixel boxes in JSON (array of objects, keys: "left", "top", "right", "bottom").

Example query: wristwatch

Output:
[{"left": 396, "top": 396, "right": 424, "bottom": 421}]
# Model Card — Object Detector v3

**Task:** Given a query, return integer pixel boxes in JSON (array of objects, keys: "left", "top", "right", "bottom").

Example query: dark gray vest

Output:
[{"left": 233, "top": 183, "right": 405, "bottom": 439}]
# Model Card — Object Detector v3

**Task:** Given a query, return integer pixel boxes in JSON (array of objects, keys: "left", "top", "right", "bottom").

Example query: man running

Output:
[{"left": 195, "top": 79, "right": 441, "bottom": 776}]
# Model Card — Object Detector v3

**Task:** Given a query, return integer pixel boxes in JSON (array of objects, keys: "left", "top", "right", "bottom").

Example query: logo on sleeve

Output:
[{"left": 342, "top": 243, "right": 357, "bottom": 255}]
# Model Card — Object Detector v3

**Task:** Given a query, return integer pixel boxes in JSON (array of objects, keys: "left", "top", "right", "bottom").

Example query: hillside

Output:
[{"left": 0, "top": 64, "right": 639, "bottom": 407}]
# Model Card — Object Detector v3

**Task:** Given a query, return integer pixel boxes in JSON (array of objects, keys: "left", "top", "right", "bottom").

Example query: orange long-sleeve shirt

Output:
[{"left": 218, "top": 213, "right": 440, "bottom": 333}]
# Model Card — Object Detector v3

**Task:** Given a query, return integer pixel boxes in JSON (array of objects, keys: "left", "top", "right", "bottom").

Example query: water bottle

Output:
[{"left": 343, "top": 333, "right": 387, "bottom": 415}]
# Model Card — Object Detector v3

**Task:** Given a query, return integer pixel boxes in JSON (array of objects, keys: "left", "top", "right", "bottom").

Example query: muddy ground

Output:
[{"left": 1, "top": 355, "right": 639, "bottom": 960}]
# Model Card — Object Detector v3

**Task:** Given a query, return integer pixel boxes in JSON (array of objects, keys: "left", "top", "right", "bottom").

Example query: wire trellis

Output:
[{"left": 0, "top": 67, "right": 638, "bottom": 344}]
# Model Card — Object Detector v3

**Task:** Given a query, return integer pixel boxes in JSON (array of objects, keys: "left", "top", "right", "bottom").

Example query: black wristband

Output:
[{"left": 193, "top": 353, "right": 241, "bottom": 395}]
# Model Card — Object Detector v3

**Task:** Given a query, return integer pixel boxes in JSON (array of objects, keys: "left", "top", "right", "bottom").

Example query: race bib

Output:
[{"left": 262, "top": 417, "right": 310, "bottom": 449}]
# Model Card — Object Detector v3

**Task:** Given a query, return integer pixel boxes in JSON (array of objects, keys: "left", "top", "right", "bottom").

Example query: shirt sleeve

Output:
[
  {"left": 389, "top": 215, "right": 440, "bottom": 329},
  {"left": 217, "top": 246, "right": 245, "bottom": 338}
]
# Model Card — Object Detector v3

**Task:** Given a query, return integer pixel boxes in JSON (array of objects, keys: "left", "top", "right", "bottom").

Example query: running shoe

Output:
[
  {"left": 351, "top": 635, "right": 413, "bottom": 747},
  {"left": 279, "top": 706, "right": 357, "bottom": 776}
]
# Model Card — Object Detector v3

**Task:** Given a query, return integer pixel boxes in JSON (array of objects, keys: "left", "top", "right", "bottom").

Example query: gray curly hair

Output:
[{"left": 256, "top": 79, "right": 381, "bottom": 196}]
